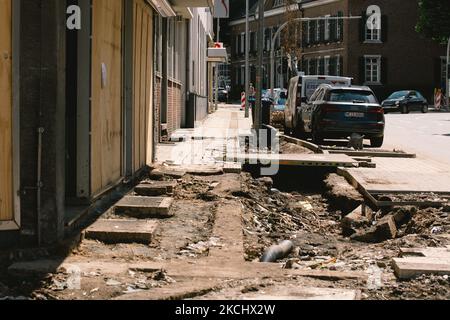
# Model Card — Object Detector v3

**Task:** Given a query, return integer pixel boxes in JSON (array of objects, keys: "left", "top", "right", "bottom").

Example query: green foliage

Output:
[{"left": 416, "top": 0, "right": 450, "bottom": 43}]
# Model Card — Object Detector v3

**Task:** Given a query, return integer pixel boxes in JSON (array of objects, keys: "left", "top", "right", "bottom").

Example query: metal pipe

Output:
[
  {"left": 37, "top": 127, "right": 44, "bottom": 246},
  {"left": 245, "top": 0, "right": 250, "bottom": 118},
  {"left": 260, "top": 240, "right": 294, "bottom": 263}
]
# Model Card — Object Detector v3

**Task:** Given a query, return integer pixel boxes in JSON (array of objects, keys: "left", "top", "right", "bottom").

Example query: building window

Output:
[
  {"left": 240, "top": 65, "right": 245, "bottom": 85},
  {"left": 273, "top": 0, "right": 285, "bottom": 7},
  {"left": 365, "top": 55, "right": 381, "bottom": 84},
  {"left": 336, "top": 11, "right": 343, "bottom": 41},
  {"left": 309, "top": 58, "right": 316, "bottom": 75},
  {"left": 324, "top": 15, "right": 331, "bottom": 41},
  {"left": 365, "top": 25, "right": 381, "bottom": 42},
  {"left": 235, "top": 35, "right": 239, "bottom": 54},
  {"left": 324, "top": 56, "right": 330, "bottom": 75},
  {"left": 315, "top": 20, "right": 320, "bottom": 42},
  {"left": 240, "top": 33, "right": 245, "bottom": 54}
]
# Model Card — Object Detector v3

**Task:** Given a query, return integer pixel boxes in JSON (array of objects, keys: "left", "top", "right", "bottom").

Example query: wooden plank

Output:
[
  {"left": 145, "top": 7, "right": 153, "bottom": 165},
  {"left": 133, "top": 1, "right": 142, "bottom": 172},
  {"left": 91, "top": 0, "right": 123, "bottom": 195},
  {"left": 233, "top": 153, "right": 357, "bottom": 167},
  {"left": 0, "top": 0, "right": 13, "bottom": 221},
  {"left": 139, "top": 10, "right": 147, "bottom": 168},
  {"left": 392, "top": 257, "right": 450, "bottom": 279}
]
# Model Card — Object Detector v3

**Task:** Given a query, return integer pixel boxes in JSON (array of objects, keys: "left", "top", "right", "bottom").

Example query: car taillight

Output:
[
  {"left": 322, "top": 105, "right": 340, "bottom": 113},
  {"left": 368, "top": 107, "right": 384, "bottom": 114}
]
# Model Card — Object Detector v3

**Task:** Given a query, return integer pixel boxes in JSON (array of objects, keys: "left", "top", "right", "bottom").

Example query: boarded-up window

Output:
[
  {"left": 132, "top": 0, "right": 153, "bottom": 171},
  {"left": 91, "top": 0, "right": 123, "bottom": 195},
  {"left": 0, "top": 0, "right": 13, "bottom": 222}
]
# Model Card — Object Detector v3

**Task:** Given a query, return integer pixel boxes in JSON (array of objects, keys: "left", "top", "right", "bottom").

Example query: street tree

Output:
[{"left": 416, "top": 0, "right": 450, "bottom": 43}]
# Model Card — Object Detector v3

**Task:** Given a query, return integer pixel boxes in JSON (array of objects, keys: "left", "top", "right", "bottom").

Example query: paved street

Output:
[{"left": 384, "top": 112, "right": 450, "bottom": 168}]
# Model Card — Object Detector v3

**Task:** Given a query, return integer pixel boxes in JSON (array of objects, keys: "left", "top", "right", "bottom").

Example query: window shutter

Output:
[
  {"left": 318, "top": 58, "right": 324, "bottom": 74},
  {"left": 302, "top": 21, "right": 308, "bottom": 47},
  {"left": 359, "top": 56, "right": 366, "bottom": 84},
  {"left": 339, "top": 56, "right": 344, "bottom": 76},
  {"left": 360, "top": 11, "right": 367, "bottom": 42},
  {"left": 329, "top": 56, "right": 336, "bottom": 76},
  {"left": 338, "top": 11, "right": 344, "bottom": 41},
  {"left": 381, "top": 57, "right": 388, "bottom": 85},
  {"left": 330, "top": 15, "right": 337, "bottom": 42},
  {"left": 381, "top": 15, "right": 388, "bottom": 43},
  {"left": 310, "top": 21, "right": 316, "bottom": 44},
  {"left": 319, "top": 19, "right": 325, "bottom": 43}
]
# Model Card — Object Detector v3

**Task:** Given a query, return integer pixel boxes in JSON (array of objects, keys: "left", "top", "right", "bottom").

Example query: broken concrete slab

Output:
[
  {"left": 351, "top": 215, "right": 397, "bottom": 243},
  {"left": 134, "top": 181, "right": 177, "bottom": 196},
  {"left": 243, "top": 286, "right": 361, "bottom": 300},
  {"left": 392, "top": 206, "right": 417, "bottom": 227},
  {"left": 392, "top": 256, "right": 450, "bottom": 279},
  {"left": 341, "top": 205, "right": 370, "bottom": 236},
  {"left": 223, "top": 162, "right": 242, "bottom": 174},
  {"left": 85, "top": 219, "right": 158, "bottom": 244},
  {"left": 114, "top": 196, "right": 174, "bottom": 218},
  {"left": 150, "top": 168, "right": 186, "bottom": 180}
]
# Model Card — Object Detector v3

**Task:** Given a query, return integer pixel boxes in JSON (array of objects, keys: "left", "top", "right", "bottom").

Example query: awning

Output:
[
  {"left": 147, "top": 0, "right": 176, "bottom": 17},
  {"left": 208, "top": 47, "right": 228, "bottom": 63}
]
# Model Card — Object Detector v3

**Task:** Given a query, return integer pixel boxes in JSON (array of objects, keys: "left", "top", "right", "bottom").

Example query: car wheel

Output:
[
  {"left": 401, "top": 105, "right": 409, "bottom": 114},
  {"left": 370, "top": 136, "right": 384, "bottom": 148},
  {"left": 421, "top": 104, "right": 428, "bottom": 113},
  {"left": 312, "top": 129, "right": 323, "bottom": 145}
]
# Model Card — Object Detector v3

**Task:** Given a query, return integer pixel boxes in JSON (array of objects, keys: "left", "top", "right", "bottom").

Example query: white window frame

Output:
[
  {"left": 324, "top": 56, "right": 330, "bottom": 75},
  {"left": 364, "top": 55, "right": 381, "bottom": 85},
  {"left": 306, "top": 21, "right": 310, "bottom": 44},
  {"left": 273, "top": 0, "right": 285, "bottom": 8},
  {"left": 336, "top": 16, "right": 341, "bottom": 40},
  {"left": 324, "top": 15, "right": 331, "bottom": 41},
  {"left": 316, "top": 20, "right": 320, "bottom": 42}
]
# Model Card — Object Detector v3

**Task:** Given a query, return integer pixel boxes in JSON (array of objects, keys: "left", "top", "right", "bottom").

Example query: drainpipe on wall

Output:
[{"left": 36, "top": 127, "right": 44, "bottom": 246}]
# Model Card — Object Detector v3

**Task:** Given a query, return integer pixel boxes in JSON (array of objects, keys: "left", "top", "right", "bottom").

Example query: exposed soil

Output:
[
  {"left": 279, "top": 141, "right": 315, "bottom": 155},
  {"left": 1, "top": 169, "right": 449, "bottom": 301}
]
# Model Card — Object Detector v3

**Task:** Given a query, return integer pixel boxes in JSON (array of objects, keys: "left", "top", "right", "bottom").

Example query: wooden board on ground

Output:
[
  {"left": 392, "top": 246, "right": 450, "bottom": 279},
  {"left": 232, "top": 153, "right": 357, "bottom": 168},
  {"left": 114, "top": 196, "right": 174, "bottom": 218},
  {"left": 0, "top": 0, "right": 13, "bottom": 222},
  {"left": 134, "top": 181, "right": 177, "bottom": 196},
  {"left": 85, "top": 219, "right": 158, "bottom": 244},
  {"left": 244, "top": 286, "right": 361, "bottom": 300}
]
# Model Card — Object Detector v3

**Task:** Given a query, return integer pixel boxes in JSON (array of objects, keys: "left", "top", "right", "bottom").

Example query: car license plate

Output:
[{"left": 345, "top": 112, "right": 364, "bottom": 118}]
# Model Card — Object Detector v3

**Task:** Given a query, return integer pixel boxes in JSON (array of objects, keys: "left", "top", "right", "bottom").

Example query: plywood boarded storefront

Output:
[
  {"left": 0, "top": 0, "right": 13, "bottom": 223},
  {"left": 91, "top": 0, "right": 123, "bottom": 196},
  {"left": 133, "top": 0, "right": 154, "bottom": 171}
]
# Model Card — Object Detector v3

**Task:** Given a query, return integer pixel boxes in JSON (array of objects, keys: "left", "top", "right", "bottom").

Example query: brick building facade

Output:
[{"left": 228, "top": 0, "right": 446, "bottom": 102}]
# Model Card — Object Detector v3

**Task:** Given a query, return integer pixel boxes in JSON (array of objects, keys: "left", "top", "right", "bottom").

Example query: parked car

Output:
[
  {"left": 214, "top": 87, "right": 229, "bottom": 103},
  {"left": 298, "top": 84, "right": 385, "bottom": 147},
  {"left": 381, "top": 90, "right": 429, "bottom": 114},
  {"left": 284, "top": 75, "right": 352, "bottom": 136}
]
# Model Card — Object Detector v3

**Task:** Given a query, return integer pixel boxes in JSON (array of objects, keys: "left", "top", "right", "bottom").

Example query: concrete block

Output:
[
  {"left": 85, "top": 219, "right": 158, "bottom": 244},
  {"left": 134, "top": 181, "right": 177, "bottom": 196},
  {"left": 341, "top": 205, "right": 370, "bottom": 236},
  {"left": 223, "top": 162, "right": 242, "bottom": 174},
  {"left": 114, "top": 196, "right": 174, "bottom": 218},
  {"left": 351, "top": 215, "right": 397, "bottom": 243},
  {"left": 150, "top": 168, "right": 186, "bottom": 179}
]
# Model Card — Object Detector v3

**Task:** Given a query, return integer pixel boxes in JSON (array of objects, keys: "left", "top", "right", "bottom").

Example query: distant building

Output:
[{"left": 228, "top": 0, "right": 446, "bottom": 101}]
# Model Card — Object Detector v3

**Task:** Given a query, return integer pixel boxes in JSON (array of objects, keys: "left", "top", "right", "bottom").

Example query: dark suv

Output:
[{"left": 298, "top": 84, "right": 385, "bottom": 147}]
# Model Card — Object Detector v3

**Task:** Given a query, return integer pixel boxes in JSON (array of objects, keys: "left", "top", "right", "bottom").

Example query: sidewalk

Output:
[{"left": 156, "top": 104, "right": 252, "bottom": 167}]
